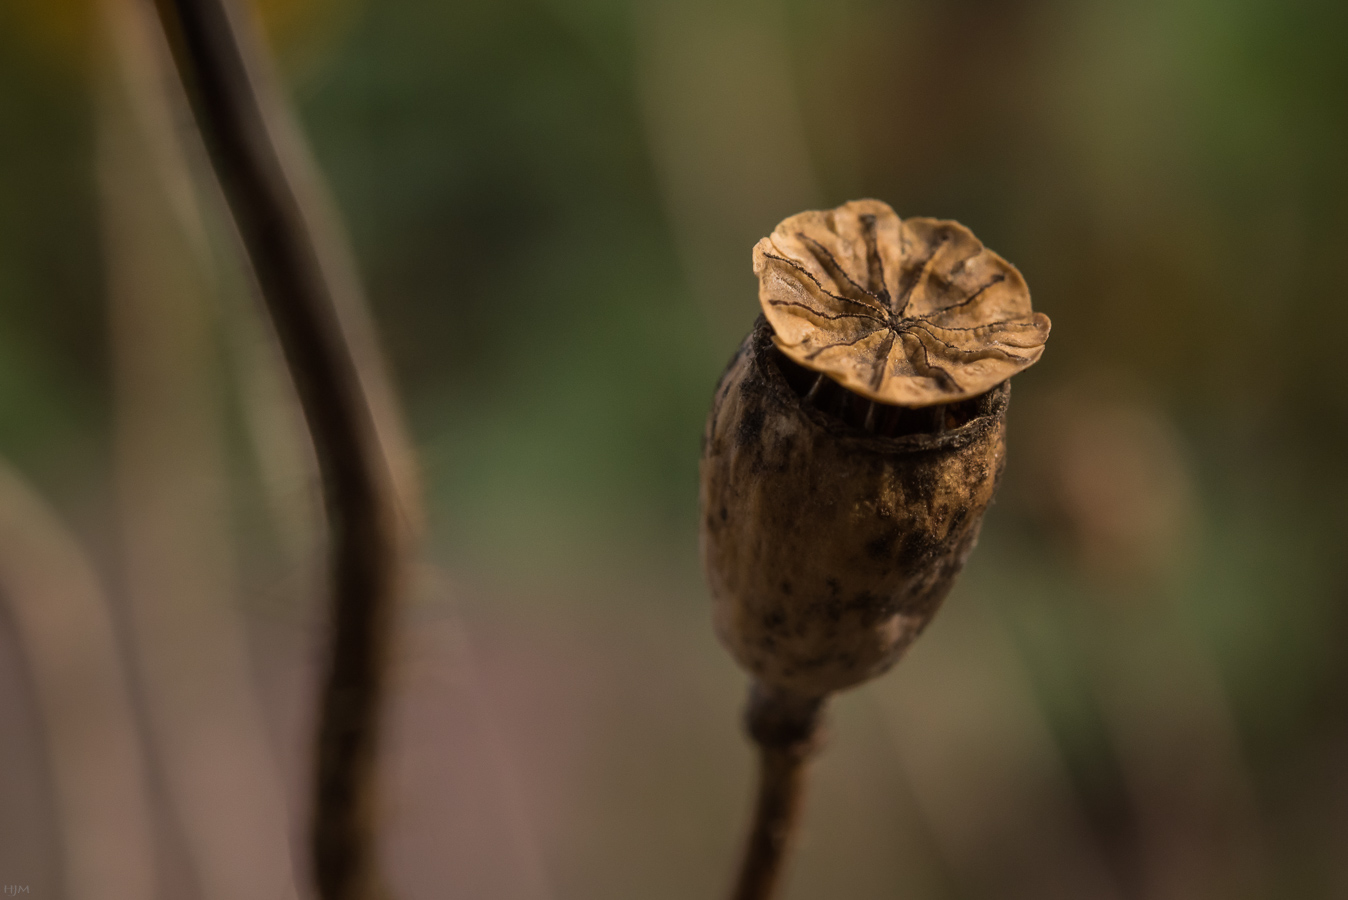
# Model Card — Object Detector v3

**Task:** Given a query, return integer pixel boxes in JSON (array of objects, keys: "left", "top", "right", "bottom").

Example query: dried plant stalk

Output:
[
  {"left": 148, "top": 1, "right": 410, "bottom": 898},
  {"left": 99, "top": 2, "right": 302, "bottom": 896},
  {"left": 728, "top": 684, "right": 823, "bottom": 900}
]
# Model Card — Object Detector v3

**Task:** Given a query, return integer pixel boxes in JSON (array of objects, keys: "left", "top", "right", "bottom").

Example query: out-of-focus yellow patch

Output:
[{"left": 5, "top": 0, "right": 348, "bottom": 72}]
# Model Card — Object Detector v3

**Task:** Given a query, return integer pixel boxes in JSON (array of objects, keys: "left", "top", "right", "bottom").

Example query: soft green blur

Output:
[{"left": 2, "top": 0, "right": 1347, "bottom": 898}]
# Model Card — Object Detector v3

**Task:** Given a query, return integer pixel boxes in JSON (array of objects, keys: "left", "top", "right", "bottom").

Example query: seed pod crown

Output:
[{"left": 755, "top": 199, "right": 1049, "bottom": 408}]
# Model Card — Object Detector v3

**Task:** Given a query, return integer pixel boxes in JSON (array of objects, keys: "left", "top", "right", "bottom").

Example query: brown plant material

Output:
[
  {"left": 702, "top": 317, "right": 1008, "bottom": 697},
  {"left": 100, "top": 3, "right": 305, "bottom": 896},
  {"left": 755, "top": 198, "right": 1049, "bottom": 407},
  {"left": 707, "top": 201, "right": 1048, "bottom": 900},
  {"left": 150, "top": 1, "right": 409, "bottom": 898},
  {"left": 729, "top": 684, "right": 824, "bottom": 900}
]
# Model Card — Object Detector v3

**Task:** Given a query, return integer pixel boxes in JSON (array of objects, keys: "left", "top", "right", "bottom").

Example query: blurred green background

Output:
[{"left": 1, "top": 0, "right": 1347, "bottom": 897}]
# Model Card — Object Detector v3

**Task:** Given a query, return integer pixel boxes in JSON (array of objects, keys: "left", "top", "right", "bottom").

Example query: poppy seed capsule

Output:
[
  {"left": 701, "top": 317, "right": 1009, "bottom": 697},
  {"left": 704, "top": 200, "right": 1047, "bottom": 700},
  {"left": 713, "top": 202, "right": 1046, "bottom": 900}
]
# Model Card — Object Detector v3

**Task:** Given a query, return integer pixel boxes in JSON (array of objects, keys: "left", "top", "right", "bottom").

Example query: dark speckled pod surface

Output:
[{"left": 701, "top": 317, "right": 1008, "bottom": 697}]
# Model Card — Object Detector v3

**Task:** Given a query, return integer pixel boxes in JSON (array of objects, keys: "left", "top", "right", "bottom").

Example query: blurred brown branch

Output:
[
  {"left": 146, "top": 0, "right": 415, "bottom": 897},
  {"left": 99, "top": 1, "right": 303, "bottom": 894}
]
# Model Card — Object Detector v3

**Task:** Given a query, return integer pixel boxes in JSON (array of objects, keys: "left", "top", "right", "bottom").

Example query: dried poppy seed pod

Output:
[
  {"left": 702, "top": 317, "right": 1008, "bottom": 696},
  {"left": 701, "top": 199, "right": 1048, "bottom": 699}
]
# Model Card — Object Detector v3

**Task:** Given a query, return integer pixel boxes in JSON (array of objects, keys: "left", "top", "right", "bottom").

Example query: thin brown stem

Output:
[
  {"left": 147, "top": 1, "right": 406, "bottom": 898},
  {"left": 730, "top": 682, "right": 826, "bottom": 900}
]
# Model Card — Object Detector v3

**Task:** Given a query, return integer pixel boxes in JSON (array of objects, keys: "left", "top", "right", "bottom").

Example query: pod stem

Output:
[
  {"left": 729, "top": 682, "right": 827, "bottom": 900},
  {"left": 148, "top": 1, "right": 406, "bottom": 898}
]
